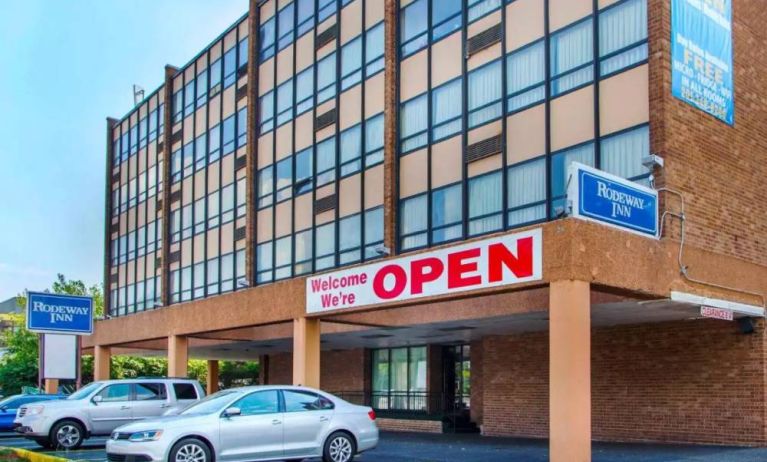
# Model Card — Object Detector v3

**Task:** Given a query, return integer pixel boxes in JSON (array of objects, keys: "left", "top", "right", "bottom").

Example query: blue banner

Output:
[
  {"left": 671, "top": 0, "right": 733, "bottom": 125},
  {"left": 570, "top": 164, "right": 658, "bottom": 238},
  {"left": 27, "top": 292, "right": 93, "bottom": 335}
]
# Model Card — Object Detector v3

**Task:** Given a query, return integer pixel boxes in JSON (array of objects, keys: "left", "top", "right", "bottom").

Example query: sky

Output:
[{"left": 0, "top": 0, "right": 249, "bottom": 300}]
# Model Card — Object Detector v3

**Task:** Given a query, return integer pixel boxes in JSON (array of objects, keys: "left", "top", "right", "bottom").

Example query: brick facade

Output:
[
  {"left": 266, "top": 349, "right": 367, "bottom": 392},
  {"left": 482, "top": 319, "right": 767, "bottom": 445}
]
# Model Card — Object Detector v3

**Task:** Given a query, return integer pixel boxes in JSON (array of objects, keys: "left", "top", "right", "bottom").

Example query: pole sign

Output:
[
  {"left": 306, "top": 228, "right": 542, "bottom": 314},
  {"left": 568, "top": 162, "right": 658, "bottom": 239},
  {"left": 671, "top": 0, "right": 733, "bottom": 125},
  {"left": 26, "top": 292, "right": 93, "bottom": 335}
]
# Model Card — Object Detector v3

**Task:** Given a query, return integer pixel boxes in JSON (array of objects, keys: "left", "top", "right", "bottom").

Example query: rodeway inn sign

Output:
[
  {"left": 306, "top": 229, "right": 542, "bottom": 314},
  {"left": 26, "top": 292, "right": 93, "bottom": 335}
]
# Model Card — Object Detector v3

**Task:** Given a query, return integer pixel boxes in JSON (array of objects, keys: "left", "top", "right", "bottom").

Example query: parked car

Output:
[
  {"left": 106, "top": 385, "right": 378, "bottom": 462},
  {"left": 0, "top": 394, "right": 63, "bottom": 432},
  {"left": 14, "top": 378, "right": 204, "bottom": 449}
]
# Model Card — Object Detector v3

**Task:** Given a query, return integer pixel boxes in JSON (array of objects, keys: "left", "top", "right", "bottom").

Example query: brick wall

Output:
[
  {"left": 470, "top": 340, "right": 484, "bottom": 427},
  {"left": 266, "top": 348, "right": 366, "bottom": 391},
  {"left": 482, "top": 319, "right": 766, "bottom": 445},
  {"left": 376, "top": 418, "right": 443, "bottom": 433},
  {"left": 649, "top": 0, "right": 767, "bottom": 266}
]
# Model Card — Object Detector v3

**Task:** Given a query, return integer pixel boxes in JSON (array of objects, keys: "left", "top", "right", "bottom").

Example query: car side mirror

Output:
[
  {"left": 223, "top": 407, "right": 241, "bottom": 418},
  {"left": 92, "top": 395, "right": 103, "bottom": 405}
]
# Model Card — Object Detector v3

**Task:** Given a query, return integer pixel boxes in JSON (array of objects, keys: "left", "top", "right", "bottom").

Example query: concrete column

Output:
[
  {"left": 94, "top": 345, "right": 111, "bottom": 381},
  {"left": 44, "top": 379, "right": 58, "bottom": 394},
  {"left": 206, "top": 360, "right": 220, "bottom": 394},
  {"left": 168, "top": 335, "right": 188, "bottom": 377},
  {"left": 292, "top": 318, "right": 320, "bottom": 388},
  {"left": 549, "top": 280, "right": 591, "bottom": 462}
]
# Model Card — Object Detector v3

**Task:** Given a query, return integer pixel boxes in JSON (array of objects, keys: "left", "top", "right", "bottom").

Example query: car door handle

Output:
[
  {"left": 320, "top": 416, "right": 329, "bottom": 422},
  {"left": 160, "top": 404, "right": 171, "bottom": 408},
  {"left": 120, "top": 406, "right": 131, "bottom": 410},
  {"left": 272, "top": 419, "right": 282, "bottom": 425}
]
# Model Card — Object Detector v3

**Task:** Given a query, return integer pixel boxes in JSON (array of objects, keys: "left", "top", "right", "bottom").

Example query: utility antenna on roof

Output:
[{"left": 133, "top": 85, "right": 145, "bottom": 105}]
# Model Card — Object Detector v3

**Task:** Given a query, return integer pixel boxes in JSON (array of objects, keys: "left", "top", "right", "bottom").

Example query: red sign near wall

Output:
[{"left": 306, "top": 228, "right": 543, "bottom": 313}]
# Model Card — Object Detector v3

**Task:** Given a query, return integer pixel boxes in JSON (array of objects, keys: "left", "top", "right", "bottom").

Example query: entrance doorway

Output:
[{"left": 443, "top": 344, "right": 477, "bottom": 432}]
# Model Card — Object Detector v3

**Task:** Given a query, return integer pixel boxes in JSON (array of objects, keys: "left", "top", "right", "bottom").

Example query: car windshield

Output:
[
  {"left": 67, "top": 382, "right": 102, "bottom": 400},
  {"left": 180, "top": 390, "right": 240, "bottom": 415}
]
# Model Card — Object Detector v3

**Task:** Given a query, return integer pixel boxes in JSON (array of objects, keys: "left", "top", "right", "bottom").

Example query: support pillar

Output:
[
  {"left": 94, "top": 345, "right": 111, "bottom": 381},
  {"left": 292, "top": 318, "right": 320, "bottom": 388},
  {"left": 168, "top": 335, "right": 188, "bottom": 377},
  {"left": 549, "top": 280, "right": 591, "bottom": 462},
  {"left": 44, "top": 379, "right": 58, "bottom": 394},
  {"left": 206, "top": 360, "right": 219, "bottom": 394}
]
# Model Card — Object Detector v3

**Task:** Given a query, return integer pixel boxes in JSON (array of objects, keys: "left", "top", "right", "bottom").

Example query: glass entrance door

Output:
[{"left": 443, "top": 344, "right": 470, "bottom": 414}]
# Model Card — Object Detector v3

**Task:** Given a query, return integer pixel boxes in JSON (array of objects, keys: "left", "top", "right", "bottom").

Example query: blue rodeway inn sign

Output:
[
  {"left": 567, "top": 162, "right": 659, "bottom": 239},
  {"left": 26, "top": 292, "right": 93, "bottom": 335}
]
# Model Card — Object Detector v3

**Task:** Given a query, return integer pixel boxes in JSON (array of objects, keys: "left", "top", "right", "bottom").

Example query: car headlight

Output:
[
  {"left": 128, "top": 430, "right": 163, "bottom": 442},
  {"left": 23, "top": 405, "right": 45, "bottom": 416}
]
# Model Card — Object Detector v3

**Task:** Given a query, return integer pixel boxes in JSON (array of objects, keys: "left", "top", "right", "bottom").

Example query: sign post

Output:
[
  {"left": 27, "top": 292, "right": 94, "bottom": 391},
  {"left": 567, "top": 162, "right": 659, "bottom": 239}
]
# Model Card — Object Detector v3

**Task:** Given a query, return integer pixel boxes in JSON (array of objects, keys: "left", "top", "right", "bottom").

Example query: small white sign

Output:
[
  {"left": 700, "top": 306, "right": 734, "bottom": 321},
  {"left": 42, "top": 334, "right": 78, "bottom": 380},
  {"left": 306, "top": 228, "right": 543, "bottom": 314}
]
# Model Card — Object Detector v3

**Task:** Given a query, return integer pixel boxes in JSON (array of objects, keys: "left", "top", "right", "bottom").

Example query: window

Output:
[
  {"left": 317, "top": 53, "right": 337, "bottom": 104},
  {"left": 237, "top": 108, "right": 247, "bottom": 148},
  {"left": 600, "top": 125, "right": 650, "bottom": 183},
  {"left": 318, "top": 0, "right": 336, "bottom": 22},
  {"left": 365, "top": 23, "right": 385, "bottom": 76},
  {"left": 275, "top": 236, "right": 292, "bottom": 280},
  {"left": 365, "top": 113, "right": 384, "bottom": 167},
  {"left": 400, "top": 195, "right": 427, "bottom": 250},
  {"left": 550, "top": 143, "right": 594, "bottom": 215},
  {"left": 401, "top": 0, "right": 427, "bottom": 57},
  {"left": 295, "top": 148, "right": 313, "bottom": 194},
  {"left": 208, "top": 190, "right": 220, "bottom": 228},
  {"left": 223, "top": 46, "right": 237, "bottom": 88},
  {"left": 135, "top": 383, "right": 166, "bottom": 401},
  {"left": 315, "top": 222, "right": 335, "bottom": 270},
  {"left": 340, "top": 124, "right": 361, "bottom": 176},
  {"left": 550, "top": 19, "right": 594, "bottom": 96},
  {"left": 316, "top": 137, "right": 336, "bottom": 186},
  {"left": 283, "top": 390, "right": 331, "bottom": 412},
  {"left": 196, "top": 70, "right": 208, "bottom": 108},
  {"left": 599, "top": 0, "right": 648, "bottom": 76},
  {"left": 371, "top": 346, "right": 427, "bottom": 411},
  {"left": 260, "top": 17, "right": 276, "bottom": 62},
  {"left": 207, "top": 257, "right": 219, "bottom": 294},
  {"left": 97, "top": 384, "right": 131, "bottom": 402},
  {"left": 195, "top": 134, "right": 207, "bottom": 171},
  {"left": 183, "top": 80, "right": 195, "bottom": 116},
  {"left": 222, "top": 115, "right": 236, "bottom": 155},
  {"left": 194, "top": 198, "right": 205, "bottom": 234},
  {"left": 181, "top": 204, "right": 193, "bottom": 239},
  {"left": 469, "top": 171, "right": 503, "bottom": 235},
  {"left": 236, "top": 249, "right": 247, "bottom": 288},
  {"left": 278, "top": 3, "right": 295, "bottom": 50},
  {"left": 210, "top": 59, "right": 222, "bottom": 93},
  {"left": 257, "top": 242, "right": 274, "bottom": 283},
  {"left": 295, "top": 229, "right": 313, "bottom": 275},
  {"left": 277, "top": 79, "right": 294, "bottom": 125},
  {"left": 257, "top": 165, "right": 274, "bottom": 208},
  {"left": 221, "top": 252, "right": 234, "bottom": 292},
  {"left": 506, "top": 41, "right": 546, "bottom": 113},
  {"left": 173, "top": 383, "right": 198, "bottom": 400},
  {"left": 238, "top": 36, "right": 249, "bottom": 68},
  {"left": 467, "top": 0, "right": 501, "bottom": 23},
  {"left": 431, "top": 78, "right": 462, "bottom": 141},
  {"left": 297, "top": 0, "right": 315, "bottom": 36},
  {"left": 400, "top": 94, "right": 428, "bottom": 153},
  {"left": 432, "top": 0, "right": 462, "bottom": 41},
  {"left": 182, "top": 142, "right": 194, "bottom": 178},
  {"left": 432, "top": 184, "right": 463, "bottom": 244},
  {"left": 468, "top": 60, "right": 503, "bottom": 127},
  {"left": 341, "top": 36, "right": 362, "bottom": 90},
  {"left": 276, "top": 157, "right": 293, "bottom": 201},
  {"left": 259, "top": 91, "right": 275, "bottom": 133},
  {"left": 209, "top": 124, "right": 221, "bottom": 162},
  {"left": 364, "top": 207, "right": 384, "bottom": 259},
  {"left": 231, "top": 390, "right": 279, "bottom": 415},
  {"left": 295, "top": 66, "right": 314, "bottom": 115},
  {"left": 222, "top": 183, "right": 235, "bottom": 223},
  {"left": 181, "top": 266, "right": 192, "bottom": 301},
  {"left": 339, "top": 214, "right": 361, "bottom": 264}
]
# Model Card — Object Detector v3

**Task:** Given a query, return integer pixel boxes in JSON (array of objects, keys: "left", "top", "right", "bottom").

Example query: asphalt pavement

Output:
[{"left": 3, "top": 431, "right": 767, "bottom": 461}]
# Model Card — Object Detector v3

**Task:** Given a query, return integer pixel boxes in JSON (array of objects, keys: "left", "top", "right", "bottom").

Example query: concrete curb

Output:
[{"left": 0, "top": 447, "right": 70, "bottom": 462}]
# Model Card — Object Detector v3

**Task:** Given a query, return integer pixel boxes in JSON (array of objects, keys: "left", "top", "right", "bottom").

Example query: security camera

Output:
[
  {"left": 375, "top": 245, "right": 391, "bottom": 256},
  {"left": 641, "top": 153, "right": 664, "bottom": 169}
]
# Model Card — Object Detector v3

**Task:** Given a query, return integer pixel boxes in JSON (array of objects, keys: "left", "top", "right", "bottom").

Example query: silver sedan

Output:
[{"left": 106, "top": 385, "right": 378, "bottom": 462}]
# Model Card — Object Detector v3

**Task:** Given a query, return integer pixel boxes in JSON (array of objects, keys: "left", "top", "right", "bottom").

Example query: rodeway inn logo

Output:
[{"left": 31, "top": 300, "right": 90, "bottom": 324}]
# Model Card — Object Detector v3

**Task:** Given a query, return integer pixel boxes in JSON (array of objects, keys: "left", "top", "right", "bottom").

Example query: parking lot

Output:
[{"left": 3, "top": 431, "right": 767, "bottom": 462}]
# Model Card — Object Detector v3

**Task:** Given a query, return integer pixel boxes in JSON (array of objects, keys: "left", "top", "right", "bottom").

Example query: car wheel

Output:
[
  {"left": 170, "top": 438, "right": 211, "bottom": 462},
  {"left": 323, "top": 431, "right": 356, "bottom": 462},
  {"left": 50, "top": 420, "right": 84, "bottom": 450}
]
